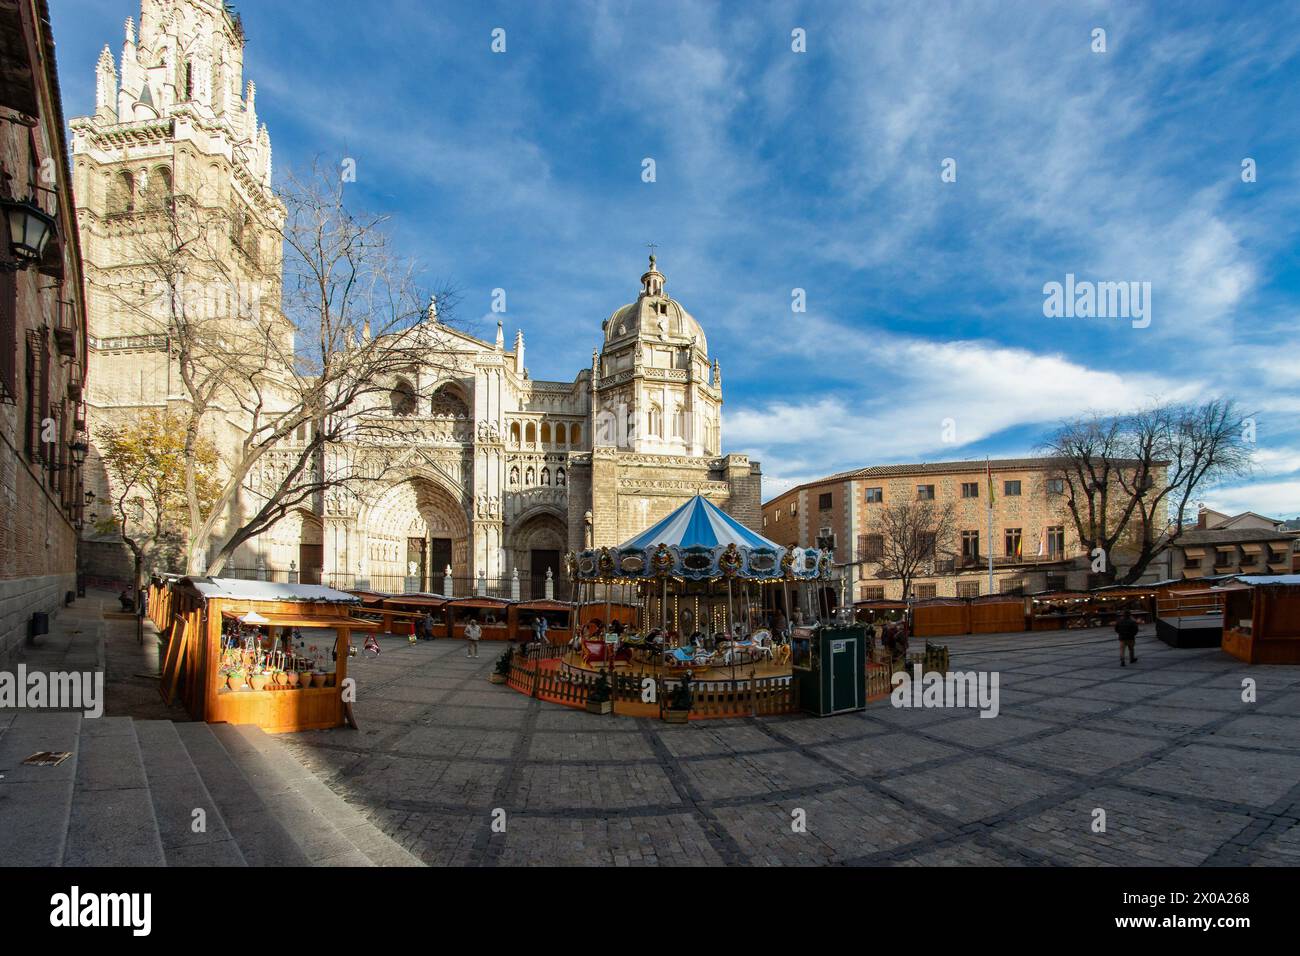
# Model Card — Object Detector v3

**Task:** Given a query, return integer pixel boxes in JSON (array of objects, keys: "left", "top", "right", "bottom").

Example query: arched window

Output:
[
  {"left": 540, "top": 467, "right": 551, "bottom": 486},
  {"left": 555, "top": 423, "right": 567, "bottom": 447},
  {"left": 390, "top": 378, "right": 417, "bottom": 416},
  {"left": 540, "top": 422, "right": 551, "bottom": 446},
  {"left": 510, "top": 422, "right": 521, "bottom": 445},
  {"left": 525, "top": 422, "right": 537, "bottom": 445},
  {"left": 648, "top": 405, "right": 662, "bottom": 438},
  {"left": 146, "top": 165, "right": 171, "bottom": 207},
  {"left": 114, "top": 170, "right": 135, "bottom": 214},
  {"left": 673, "top": 406, "right": 686, "bottom": 439},
  {"left": 556, "top": 467, "right": 566, "bottom": 487},
  {"left": 569, "top": 424, "right": 581, "bottom": 447}
]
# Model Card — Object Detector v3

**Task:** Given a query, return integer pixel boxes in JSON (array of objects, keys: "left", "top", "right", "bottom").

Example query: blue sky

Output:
[{"left": 52, "top": 0, "right": 1300, "bottom": 516}]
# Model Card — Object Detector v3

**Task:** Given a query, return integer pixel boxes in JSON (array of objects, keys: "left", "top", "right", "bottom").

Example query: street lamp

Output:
[
  {"left": 1, "top": 197, "right": 57, "bottom": 269},
  {"left": 69, "top": 437, "right": 88, "bottom": 467}
]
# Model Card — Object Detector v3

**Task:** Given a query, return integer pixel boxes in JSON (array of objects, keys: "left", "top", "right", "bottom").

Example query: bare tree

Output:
[
  {"left": 1041, "top": 399, "right": 1253, "bottom": 584},
  {"left": 868, "top": 499, "right": 958, "bottom": 599},
  {"left": 99, "top": 162, "right": 462, "bottom": 576}
]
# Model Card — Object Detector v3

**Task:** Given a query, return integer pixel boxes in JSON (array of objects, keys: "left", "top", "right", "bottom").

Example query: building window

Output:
[
  {"left": 1184, "top": 554, "right": 1201, "bottom": 569},
  {"left": 865, "top": 487, "right": 883, "bottom": 503},
  {"left": 790, "top": 502, "right": 798, "bottom": 516},
  {"left": 540, "top": 422, "right": 551, "bottom": 445},
  {"left": 818, "top": 492, "right": 832, "bottom": 510},
  {"left": 1046, "top": 525, "right": 1065, "bottom": 554},
  {"left": 774, "top": 508, "right": 781, "bottom": 521},
  {"left": 648, "top": 405, "right": 662, "bottom": 437},
  {"left": 1003, "top": 480, "right": 1021, "bottom": 496},
  {"left": 917, "top": 484, "right": 935, "bottom": 500},
  {"left": 960, "top": 530, "right": 980, "bottom": 561},
  {"left": 1046, "top": 478, "right": 1065, "bottom": 495},
  {"left": 569, "top": 423, "right": 581, "bottom": 446},
  {"left": 999, "top": 578, "right": 1025, "bottom": 595},
  {"left": 961, "top": 482, "right": 979, "bottom": 498},
  {"left": 525, "top": 422, "right": 537, "bottom": 444},
  {"left": 1214, "top": 549, "right": 1234, "bottom": 568},
  {"left": 957, "top": 581, "right": 980, "bottom": 598},
  {"left": 389, "top": 378, "right": 417, "bottom": 416},
  {"left": 860, "top": 586, "right": 885, "bottom": 601},
  {"left": 858, "top": 533, "right": 883, "bottom": 560},
  {"left": 763, "top": 516, "right": 768, "bottom": 528},
  {"left": 1046, "top": 574, "right": 1067, "bottom": 591},
  {"left": 914, "top": 583, "right": 937, "bottom": 599},
  {"left": 1004, "top": 528, "right": 1022, "bottom": 558}
]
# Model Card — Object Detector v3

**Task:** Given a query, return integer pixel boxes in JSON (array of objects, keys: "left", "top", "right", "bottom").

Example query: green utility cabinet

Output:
[{"left": 792, "top": 624, "right": 867, "bottom": 717}]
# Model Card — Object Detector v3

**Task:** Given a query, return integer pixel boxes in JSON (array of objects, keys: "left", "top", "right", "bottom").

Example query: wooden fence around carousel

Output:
[
  {"left": 500, "top": 641, "right": 950, "bottom": 718},
  {"left": 503, "top": 643, "right": 800, "bottom": 719}
]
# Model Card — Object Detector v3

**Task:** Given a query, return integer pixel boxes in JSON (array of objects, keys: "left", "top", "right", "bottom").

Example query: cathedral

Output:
[{"left": 72, "top": 0, "right": 761, "bottom": 597}]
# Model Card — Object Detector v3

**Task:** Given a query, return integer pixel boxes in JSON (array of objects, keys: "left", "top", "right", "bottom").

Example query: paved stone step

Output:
[
  {"left": 62, "top": 716, "right": 166, "bottom": 866},
  {"left": 134, "top": 720, "right": 246, "bottom": 866},
  {"left": 208, "top": 724, "right": 374, "bottom": 866},
  {"left": 173, "top": 721, "right": 312, "bottom": 867},
  {"left": 227, "top": 724, "right": 422, "bottom": 867},
  {"left": 0, "top": 711, "right": 82, "bottom": 866}
]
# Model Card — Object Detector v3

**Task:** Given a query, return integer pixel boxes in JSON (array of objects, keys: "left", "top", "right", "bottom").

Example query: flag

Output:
[
  {"left": 985, "top": 458, "right": 995, "bottom": 504},
  {"left": 1037, "top": 527, "right": 1046, "bottom": 557}
]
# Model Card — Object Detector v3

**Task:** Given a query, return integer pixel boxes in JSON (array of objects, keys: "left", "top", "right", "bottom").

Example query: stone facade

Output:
[
  {"left": 68, "top": 3, "right": 759, "bottom": 594},
  {"left": 0, "top": 0, "right": 90, "bottom": 660},
  {"left": 313, "top": 257, "right": 760, "bottom": 597}
]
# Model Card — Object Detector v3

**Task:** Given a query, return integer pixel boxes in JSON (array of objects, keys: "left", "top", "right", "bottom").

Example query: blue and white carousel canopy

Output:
[{"left": 571, "top": 495, "right": 831, "bottom": 581}]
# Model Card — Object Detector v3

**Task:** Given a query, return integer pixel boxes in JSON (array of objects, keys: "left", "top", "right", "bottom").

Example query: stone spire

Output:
[
  {"left": 245, "top": 80, "right": 257, "bottom": 138},
  {"left": 495, "top": 319, "right": 504, "bottom": 350},
  {"left": 95, "top": 45, "right": 118, "bottom": 121},
  {"left": 514, "top": 329, "right": 525, "bottom": 375},
  {"left": 427, "top": 293, "right": 439, "bottom": 324}
]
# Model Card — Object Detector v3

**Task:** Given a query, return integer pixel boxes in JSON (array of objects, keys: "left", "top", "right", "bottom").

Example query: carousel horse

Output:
[{"left": 581, "top": 639, "right": 632, "bottom": 668}]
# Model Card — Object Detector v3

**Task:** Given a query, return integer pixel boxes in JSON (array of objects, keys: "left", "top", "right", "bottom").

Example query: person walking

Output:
[
  {"left": 464, "top": 616, "right": 482, "bottom": 658},
  {"left": 532, "top": 614, "right": 548, "bottom": 647},
  {"left": 1115, "top": 610, "right": 1139, "bottom": 666}
]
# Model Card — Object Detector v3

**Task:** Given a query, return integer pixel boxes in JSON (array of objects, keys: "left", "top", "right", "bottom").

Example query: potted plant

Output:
[
  {"left": 285, "top": 669, "right": 300, "bottom": 688},
  {"left": 664, "top": 672, "right": 692, "bottom": 723},
  {"left": 490, "top": 646, "right": 513, "bottom": 684},
  {"left": 225, "top": 667, "right": 245, "bottom": 691},
  {"left": 586, "top": 668, "right": 613, "bottom": 715},
  {"left": 248, "top": 669, "right": 269, "bottom": 692},
  {"left": 311, "top": 671, "right": 327, "bottom": 688}
]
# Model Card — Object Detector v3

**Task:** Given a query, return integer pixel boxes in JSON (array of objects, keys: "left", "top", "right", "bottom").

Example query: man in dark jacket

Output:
[{"left": 1115, "top": 610, "right": 1139, "bottom": 666}]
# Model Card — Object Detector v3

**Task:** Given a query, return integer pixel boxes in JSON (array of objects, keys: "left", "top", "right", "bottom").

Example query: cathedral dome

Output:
[{"left": 603, "top": 256, "right": 707, "bottom": 353}]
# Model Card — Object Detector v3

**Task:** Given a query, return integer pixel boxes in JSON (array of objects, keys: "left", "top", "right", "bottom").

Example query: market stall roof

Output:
[
  {"left": 448, "top": 595, "right": 512, "bottom": 608},
  {"left": 514, "top": 599, "right": 575, "bottom": 611},
  {"left": 621, "top": 494, "right": 779, "bottom": 552},
  {"left": 379, "top": 592, "right": 450, "bottom": 607},
  {"left": 219, "top": 609, "right": 379, "bottom": 630},
  {"left": 1233, "top": 574, "right": 1300, "bottom": 587},
  {"left": 852, "top": 599, "right": 909, "bottom": 610},
  {"left": 183, "top": 577, "right": 361, "bottom": 604}
]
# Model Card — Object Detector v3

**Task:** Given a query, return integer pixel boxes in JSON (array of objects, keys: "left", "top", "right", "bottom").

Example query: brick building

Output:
[{"left": 0, "top": 0, "right": 91, "bottom": 660}]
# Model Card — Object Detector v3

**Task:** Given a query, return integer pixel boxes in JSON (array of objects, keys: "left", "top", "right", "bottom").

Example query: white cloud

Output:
[{"left": 1202, "top": 481, "right": 1300, "bottom": 520}]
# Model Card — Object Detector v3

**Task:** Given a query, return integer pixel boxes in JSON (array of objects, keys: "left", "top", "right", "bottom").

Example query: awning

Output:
[
  {"left": 1240, "top": 543, "right": 1264, "bottom": 554},
  {"left": 1182, "top": 547, "right": 1208, "bottom": 558}
]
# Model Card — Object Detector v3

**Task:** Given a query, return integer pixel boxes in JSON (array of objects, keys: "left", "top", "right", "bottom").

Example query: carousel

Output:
[{"left": 563, "top": 494, "right": 832, "bottom": 682}]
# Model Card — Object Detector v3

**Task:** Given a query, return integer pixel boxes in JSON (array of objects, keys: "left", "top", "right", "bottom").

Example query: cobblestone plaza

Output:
[{"left": 277, "top": 628, "right": 1300, "bottom": 866}]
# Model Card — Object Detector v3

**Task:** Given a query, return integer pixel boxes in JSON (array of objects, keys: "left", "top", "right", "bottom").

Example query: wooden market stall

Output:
[
  {"left": 851, "top": 599, "right": 909, "bottom": 623},
  {"left": 508, "top": 599, "right": 575, "bottom": 645},
  {"left": 1027, "top": 590, "right": 1095, "bottom": 630},
  {"left": 968, "top": 594, "right": 1028, "bottom": 634},
  {"left": 448, "top": 596, "right": 512, "bottom": 640},
  {"left": 1221, "top": 575, "right": 1300, "bottom": 664},
  {"left": 911, "top": 598, "right": 969, "bottom": 637},
  {"left": 1155, "top": 583, "right": 1242, "bottom": 649},
  {"left": 376, "top": 592, "right": 450, "bottom": 638},
  {"left": 159, "top": 577, "right": 378, "bottom": 733}
]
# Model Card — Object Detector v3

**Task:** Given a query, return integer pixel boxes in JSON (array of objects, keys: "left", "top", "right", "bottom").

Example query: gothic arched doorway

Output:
[
  {"left": 508, "top": 510, "right": 568, "bottom": 600},
  {"left": 361, "top": 477, "right": 469, "bottom": 592}
]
